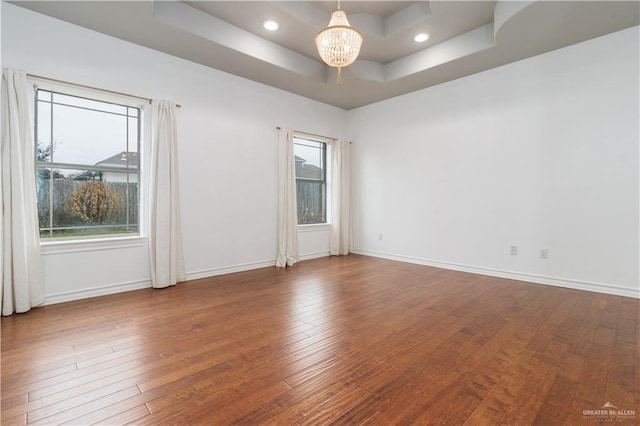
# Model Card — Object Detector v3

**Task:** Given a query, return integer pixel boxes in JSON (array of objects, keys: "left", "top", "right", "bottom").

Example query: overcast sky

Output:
[{"left": 36, "top": 92, "right": 138, "bottom": 167}]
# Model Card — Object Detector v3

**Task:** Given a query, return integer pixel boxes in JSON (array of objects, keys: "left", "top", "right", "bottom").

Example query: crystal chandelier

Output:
[{"left": 315, "top": 1, "right": 363, "bottom": 85}]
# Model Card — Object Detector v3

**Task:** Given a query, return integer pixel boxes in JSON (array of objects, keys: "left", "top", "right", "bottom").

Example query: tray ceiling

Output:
[{"left": 10, "top": 1, "right": 640, "bottom": 110}]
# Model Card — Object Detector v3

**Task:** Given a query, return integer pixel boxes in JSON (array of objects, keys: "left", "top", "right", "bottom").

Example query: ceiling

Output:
[{"left": 10, "top": 1, "right": 639, "bottom": 110}]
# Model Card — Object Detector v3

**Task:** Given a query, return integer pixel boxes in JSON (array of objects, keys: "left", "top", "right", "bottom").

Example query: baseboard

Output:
[
  {"left": 185, "top": 259, "right": 277, "bottom": 281},
  {"left": 185, "top": 251, "right": 331, "bottom": 281},
  {"left": 43, "top": 279, "right": 152, "bottom": 306},
  {"left": 41, "top": 250, "right": 636, "bottom": 305},
  {"left": 299, "top": 251, "right": 331, "bottom": 261},
  {"left": 353, "top": 249, "right": 639, "bottom": 299}
]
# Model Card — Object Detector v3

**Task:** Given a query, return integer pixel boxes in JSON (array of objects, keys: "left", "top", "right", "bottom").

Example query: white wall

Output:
[
  {"left": 3, "top": 3, "right": 638, "bottom": 303},
  {"left": 349, "top": 26, "right": 639, "bottom": 298},
  {"left": 2, "top": 3, "right": 345, "bottom": 303}
]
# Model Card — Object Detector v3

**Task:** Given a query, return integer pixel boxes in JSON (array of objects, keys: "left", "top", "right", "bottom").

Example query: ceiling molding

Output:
[
  {"left": 153, "top": 1, "right": 325, "bottom": 81},
  {"left": 383, "top": 2, "right": 433, "bottom": 37},
  {"left": 493, "top": 0, "right": 535, "bottom": 40},
  {"left": 385, "top": 23, "right": 496, "bottom": 81}
]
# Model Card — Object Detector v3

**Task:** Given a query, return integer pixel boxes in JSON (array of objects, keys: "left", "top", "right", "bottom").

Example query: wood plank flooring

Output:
[{"left": 1, "top": 255, "right": 638, "bottom": 425}]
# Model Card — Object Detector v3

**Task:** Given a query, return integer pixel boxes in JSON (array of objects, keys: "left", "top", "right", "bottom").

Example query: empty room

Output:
[{"left": 1, "top": 1, "right": 638, "bottom": 424}]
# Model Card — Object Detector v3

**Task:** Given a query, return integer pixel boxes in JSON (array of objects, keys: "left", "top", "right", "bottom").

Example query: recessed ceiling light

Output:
[
  {"left": 263, "top": 20, "right": 280, "bottom": 31},
  {"left": 414, "top": 33, "right": 429, "bottom": 43}
]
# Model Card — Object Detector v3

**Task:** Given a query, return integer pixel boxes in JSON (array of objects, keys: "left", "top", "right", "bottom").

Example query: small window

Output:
[
  {"left": 294, "top": 136, "right": 327, "bottom": 224},
  {"left": 35, "top": 88, "right": 141, "bottom": 239}
]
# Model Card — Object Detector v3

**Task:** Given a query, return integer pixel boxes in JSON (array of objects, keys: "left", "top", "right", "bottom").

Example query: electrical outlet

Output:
[
  {"left": 510, "top": 245, "right": 518, "bottom": 256},
  {"left": 540, "top": 249, "right": 548, "bottom": 259},
  {"left": 378, "top": 234, "right": 383, "bottom": 241}
]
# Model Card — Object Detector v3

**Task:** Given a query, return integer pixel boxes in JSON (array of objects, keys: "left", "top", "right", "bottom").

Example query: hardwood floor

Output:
[{"left": 1, "top": 255, "right": 637, "bottom": 425}]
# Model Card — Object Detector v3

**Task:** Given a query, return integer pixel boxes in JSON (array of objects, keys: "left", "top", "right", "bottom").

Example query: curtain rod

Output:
[
  {"left": 275, "top": 127, "right": 339, "bottom": 142},
  {"left": 27, "top": 73, "right": 182, "bottom": 108}
]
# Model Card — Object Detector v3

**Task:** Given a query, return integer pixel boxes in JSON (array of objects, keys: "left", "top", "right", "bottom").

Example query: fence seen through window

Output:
[{"left": 35, "top": 88, "right": 141, "bottom": 239}]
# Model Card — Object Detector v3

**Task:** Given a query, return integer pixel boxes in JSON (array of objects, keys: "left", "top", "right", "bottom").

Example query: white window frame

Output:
[
  {"left": 293, "top": 131, "right": 333, "bottom": 231},
  {"left": 30, "top": 78, "right": 151, "bottom": 246}
]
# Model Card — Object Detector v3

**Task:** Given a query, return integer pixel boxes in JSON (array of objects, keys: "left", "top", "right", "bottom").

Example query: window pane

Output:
[
  {"left": 35, "top": 100, "right": 52, "bottom": 162},
  {"left": 53, "top": 93, "right": 128, "bottom": 115},
  {"left": 128, "top": 117, "right": 139, "bottom": 156},
  {"left": 294, "top": 138, "right": 325, "bottom": 181},
  {"left": 51, "top": 103, "right": 128, "bottom": 165},
  {"left": 37, "top": 168, "right": 138, "bottom": 238},
  {"left": 37, "top": 90, "right": 52, "bottom": 102},
  {"left": 296, "top": 181, "right": 326, "bottom": 224},
  {"left": 96, "top": 151, "right": 139, "bottom": 171},
  {"left": 36, "top": 168, "right": 52, "bottom": 236}
]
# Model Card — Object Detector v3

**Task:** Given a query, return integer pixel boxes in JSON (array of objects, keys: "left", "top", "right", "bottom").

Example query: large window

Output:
[
  {"left": 294, "top": 136, "right": 327, "bottom": 225},
  {"left": 35, "top": 88, "right": 141, "bottom": 239}
]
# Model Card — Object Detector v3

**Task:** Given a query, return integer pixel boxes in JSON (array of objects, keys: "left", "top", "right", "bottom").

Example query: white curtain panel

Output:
[
  {"left": 1, "top": 69, "right": 45, "bottom": 315},
  {"left": 276, "top": 127, "right": 299, "bottom": 267},
  {"left": 149, "top": 100, "right": 185, "bottom": 288},
  {"left": 330, "top": 139, "right": 353, "bottom": 256}
]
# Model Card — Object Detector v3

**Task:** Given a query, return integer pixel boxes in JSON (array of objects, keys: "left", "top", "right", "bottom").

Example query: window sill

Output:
[
  {"left": 298, "top": 223, "right": 332, "bottom": 233},
  {"left": 41, "top": 235, "right": 147, "bottom": 255}
]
